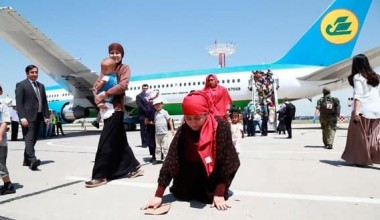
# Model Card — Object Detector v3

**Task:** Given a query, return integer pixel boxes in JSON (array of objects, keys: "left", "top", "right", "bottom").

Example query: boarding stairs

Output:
[{"left": 249, "top": 71, "right": 279, "bottom": 132}]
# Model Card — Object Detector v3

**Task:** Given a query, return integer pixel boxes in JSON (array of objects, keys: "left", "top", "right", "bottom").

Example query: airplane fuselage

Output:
[{"left": 45, "top": 64, "right": 348, "bottom": 120}]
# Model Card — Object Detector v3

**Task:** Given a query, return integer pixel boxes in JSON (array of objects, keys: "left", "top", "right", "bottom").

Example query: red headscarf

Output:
[
  {"left": 203, "top": 74, "right": 232, "bottom": 117},
  {"left": 108, "top": 42, "right": 124, "bottom": 58},
  {"left": 182, "top": 91, "right": 218, "bottom": 176}
]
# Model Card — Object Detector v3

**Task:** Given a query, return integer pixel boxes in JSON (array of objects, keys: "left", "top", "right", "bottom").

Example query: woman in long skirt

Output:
[
  {"left": 85, "top": 43, "right": 143, "bottom": 188},
  {"left": 341, "top": 54, "right": 380, "bottom": 166}
]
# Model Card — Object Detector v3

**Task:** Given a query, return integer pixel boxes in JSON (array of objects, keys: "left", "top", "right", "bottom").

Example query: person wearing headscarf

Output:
[
  {"left": 341, "top": 54, "right": 380, "bottom": 166},
  {"left": 143, "top": 90, "right": 240, "bottom": 211},
  {"left": 85, "top": 43, "right": 143, "bottom": 188},
  {"left": 203, "top": 74, "right": 232, "bottom": 118}
]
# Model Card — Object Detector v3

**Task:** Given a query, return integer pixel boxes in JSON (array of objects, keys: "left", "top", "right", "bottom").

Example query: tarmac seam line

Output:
[
  {"left": 0, "top": 180, "right": 83, "bottom": 205},
  {"left": 66, "top": 176, "right": 380, "bottom": 205}
]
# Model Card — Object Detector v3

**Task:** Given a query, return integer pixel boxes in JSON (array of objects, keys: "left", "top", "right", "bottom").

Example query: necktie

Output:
[
  {"left": 33, "top": 81, "right": 42, "bottom": 112},
  {"left": 32, "top": 82, "right": 40, "bottom": 98}
]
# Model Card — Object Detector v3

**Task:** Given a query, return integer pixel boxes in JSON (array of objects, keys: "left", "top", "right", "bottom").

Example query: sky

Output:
[{"left": 0, "top": 0, "right": 379, "bottom": 116}]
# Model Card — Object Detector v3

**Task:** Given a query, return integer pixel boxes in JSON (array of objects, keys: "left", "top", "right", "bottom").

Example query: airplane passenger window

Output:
[
  {"left": 154, "top": 85, "right": 156, "bottom": 89},
  {"left": 227, "top": 79, "right": 230, "bottom": 83},
  {"left": 193, "top": 82, "right": 196, "bottom": 86},
  {"left": 222, "top": 80, "right": 225, "bottom": 83},
  {"left": 237, "top": 79, "right": 240, "bottom": 82},
  {"left": 179, "top": 83, "right": 182, "bottom": 86},
  {"left": 170, "top": 84, "right": 173, "bottom": 87},
  {"left": 232, "top": 79, "right": 235, "bottom": 83},
  {"left": 158, "top": 85, "right": 160, "bottom": 88},
  {"left": 197, "top": 82, "right": 200, "bottom": 85}
]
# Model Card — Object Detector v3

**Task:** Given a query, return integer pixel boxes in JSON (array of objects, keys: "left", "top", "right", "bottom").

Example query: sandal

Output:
[
  {"left": 85, "top": 179, "right": 107, "bottom": 188},
  {"left": 127, "top": 168, "right": 144, "bottom": 178}
]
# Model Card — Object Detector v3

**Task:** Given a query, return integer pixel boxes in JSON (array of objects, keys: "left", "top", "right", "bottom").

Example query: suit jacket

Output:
[
  {"left": 15, "top": 79, "right": 49, "bottom": 122},
  {"left": 136, "top": 92, "right": 150, "bottom": 118}
]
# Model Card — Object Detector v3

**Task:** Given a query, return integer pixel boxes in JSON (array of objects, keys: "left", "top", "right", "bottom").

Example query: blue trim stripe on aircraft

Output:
[
  {"left": 46, "top": 84, "right": 66, "bottom": 90},
  {"left": 130, "top": 63, "right": 316, "bottom": 81}
]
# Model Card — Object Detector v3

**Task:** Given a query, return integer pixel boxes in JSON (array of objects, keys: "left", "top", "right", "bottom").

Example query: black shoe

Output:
[
  {"left": 22, "top": 159, "right": 30, "bottom": 166},
  {"left": 30, "top": 159, "right": 41, "bottom": 171},
  {"left": 150, "top": 158, "right": 156, "bottom": 163},
  {"left": 91, "top": 121, "right": 100, "bottom": 129},
  {"left": 326, "top": 144, "right": 333, "bottom": 149},
  {"left": 0, "top": 183, "right": 16, "bottom": 195}
]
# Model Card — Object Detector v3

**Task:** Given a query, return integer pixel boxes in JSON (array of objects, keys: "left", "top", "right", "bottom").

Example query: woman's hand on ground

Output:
[
  {"left": 211, "top": 196, "right": 230, "bottom": 211},
  {"left": 142, "top": 197, "right": 162, "bottom": 210}
]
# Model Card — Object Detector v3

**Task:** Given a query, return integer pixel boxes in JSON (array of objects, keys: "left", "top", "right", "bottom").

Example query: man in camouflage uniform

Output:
[{"left": 314, "top": 88, "right": 341, "bottom": 149}]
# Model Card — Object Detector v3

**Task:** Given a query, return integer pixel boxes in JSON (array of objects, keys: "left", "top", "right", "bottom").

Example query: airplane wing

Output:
[
  {"left": 298, "top": 46, "right": 380, "bottom": 82},
  {"left": 0, "top": 7, "right": 98, "bottom": 99}
]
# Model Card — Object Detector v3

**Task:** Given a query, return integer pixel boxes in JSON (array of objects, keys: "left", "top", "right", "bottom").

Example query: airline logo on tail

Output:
[{"left": 320, "top": 9, "right": 359, "bottom": 44}]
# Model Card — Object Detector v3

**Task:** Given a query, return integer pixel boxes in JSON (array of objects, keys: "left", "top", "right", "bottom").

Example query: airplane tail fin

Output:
[{"left": 274, "top": 0, "right": 372, "bottom": 66}]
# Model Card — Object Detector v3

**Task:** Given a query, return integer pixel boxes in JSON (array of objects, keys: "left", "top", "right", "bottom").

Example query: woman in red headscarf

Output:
[
  {"left": 85, "top": 43, "right": 143, "bottom": 188},
  {"left": 203, "top": 74, "right": 232, "bottom": 118},
  {"left": 143, "top": 91, "right": 240, "bottom": 211}
]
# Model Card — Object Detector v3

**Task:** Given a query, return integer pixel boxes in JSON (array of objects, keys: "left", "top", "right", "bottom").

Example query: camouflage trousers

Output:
[{"left": 320, "top": 120, "right": 337, "bottom": 146}]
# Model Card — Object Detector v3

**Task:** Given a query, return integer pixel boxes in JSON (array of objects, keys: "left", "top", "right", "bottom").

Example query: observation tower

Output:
[{"left": 207, "top": 41, "right": 236, "bottom": 68}]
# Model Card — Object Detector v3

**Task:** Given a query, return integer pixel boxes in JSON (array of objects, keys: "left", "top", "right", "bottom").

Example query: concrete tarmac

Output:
[{"left": 1, "top": 123, "right": 380, "bottom": 220}]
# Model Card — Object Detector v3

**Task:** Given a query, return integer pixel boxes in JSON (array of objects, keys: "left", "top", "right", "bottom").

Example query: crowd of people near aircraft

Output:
[{"left": 1, "top": 47, "right": 380, "bottom": 216}]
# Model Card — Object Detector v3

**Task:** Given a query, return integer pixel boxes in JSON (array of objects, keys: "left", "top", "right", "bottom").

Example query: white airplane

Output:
[{"left": 0, "top": 0, "right": 379, "bottom": 129}]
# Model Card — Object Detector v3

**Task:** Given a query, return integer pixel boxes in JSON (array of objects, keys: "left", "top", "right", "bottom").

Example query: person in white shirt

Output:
[
  {"left": 10, "top": 106, "right": 19, "bottom": 141},
  {"left": 341, "top": 54, "right": 380, "bottom": 166},
  {"left": 152, "top": 98, "right": 174, "bottom": 163},
  {"left": 0, "top": 85, "right": 16, "bottom": 195},
  {"left": 229, "top": 111, "right": 243, "bottom": 154}
]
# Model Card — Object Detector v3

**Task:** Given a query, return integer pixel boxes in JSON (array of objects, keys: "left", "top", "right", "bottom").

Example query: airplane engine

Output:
[{"left": 61, "top": 103, "right": 89, "bottom": 123}]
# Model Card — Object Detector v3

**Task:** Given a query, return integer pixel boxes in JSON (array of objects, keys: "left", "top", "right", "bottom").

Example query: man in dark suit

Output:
[
  {"left": 15, "top": 65, "right": 50, "bottom": 171},
  {"left": 136, "top": 84, "right": 149, "bottom": 148}
]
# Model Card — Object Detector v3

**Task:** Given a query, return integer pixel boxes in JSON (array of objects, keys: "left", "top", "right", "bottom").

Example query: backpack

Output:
[
  {"left": 319, "top": 96, "right": 336, "bottom": 115},
  {"left": 285, "top": 103, "right": 296, "bottom": 119}
]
